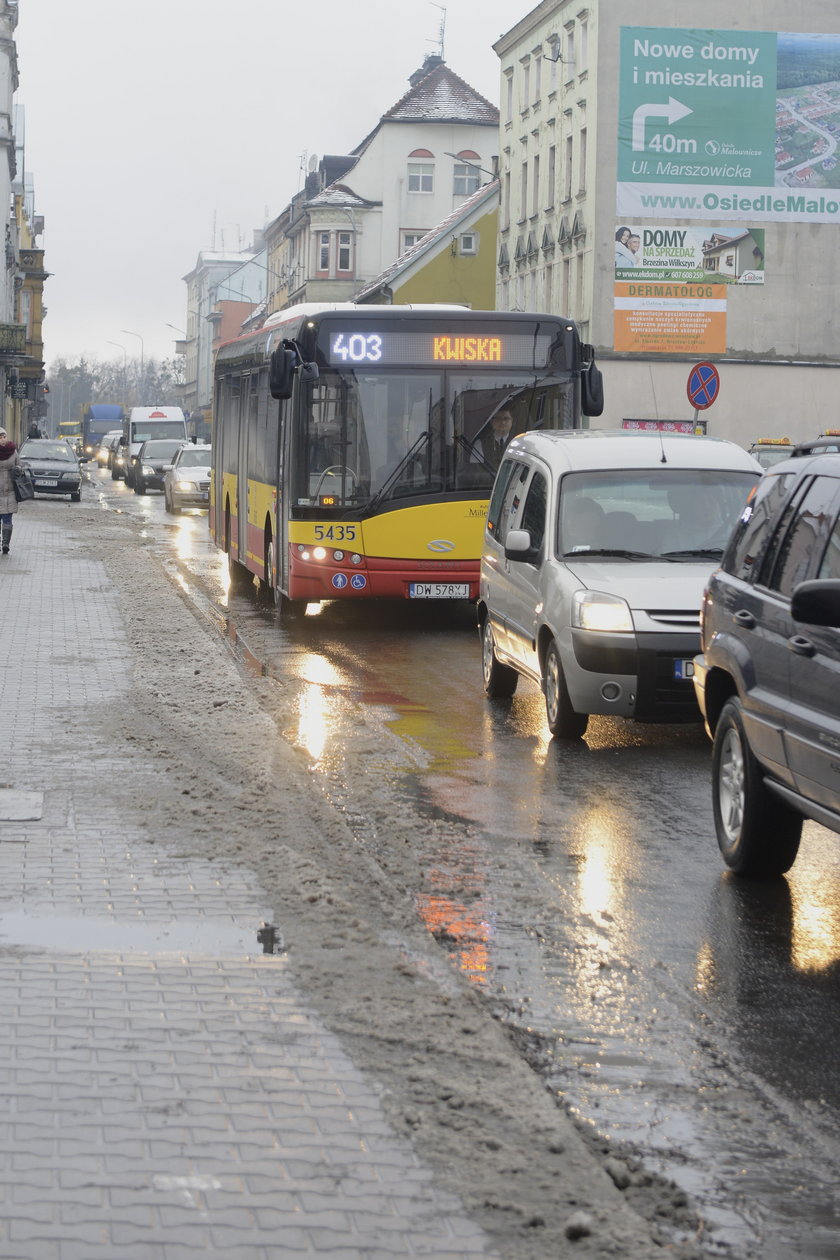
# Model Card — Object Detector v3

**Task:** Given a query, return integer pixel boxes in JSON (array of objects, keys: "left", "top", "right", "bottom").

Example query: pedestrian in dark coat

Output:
[{"left": 0, "top": 426, "right": 21, "bottom": 554}]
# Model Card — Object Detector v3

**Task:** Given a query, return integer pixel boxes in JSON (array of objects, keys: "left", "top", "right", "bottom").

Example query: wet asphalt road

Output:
[{"left": 84, "top": 462, "right": 840, "bottom": 1259}]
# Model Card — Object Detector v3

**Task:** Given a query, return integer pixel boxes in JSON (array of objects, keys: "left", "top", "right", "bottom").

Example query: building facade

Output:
[
  {"left": 495, "top": 0, "right": 840, "bottom": 447},
  {"left": 354, "top": 178, "right": 500, "bottom": 308},
  {"left": 264, "top": 56, "right": 500, "bottom": 313},
  {"left": 178, "top": 247, "right": 266, "bottom": 434}
]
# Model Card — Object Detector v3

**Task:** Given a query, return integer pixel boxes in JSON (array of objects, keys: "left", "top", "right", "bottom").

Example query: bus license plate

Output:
[
  {"left": 674, "top": 659, "right": 695, "bottom": 680},
  {"left": 409, "top": 582, "right": 470, "bottom": 599}
]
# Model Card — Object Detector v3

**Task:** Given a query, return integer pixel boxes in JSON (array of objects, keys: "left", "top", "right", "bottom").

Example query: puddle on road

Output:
[{"left": 0, "top": 910, "right": 276, "bottom": 957}]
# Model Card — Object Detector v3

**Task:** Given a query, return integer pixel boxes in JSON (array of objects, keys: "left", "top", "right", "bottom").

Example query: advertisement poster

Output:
[
  {"left": 617, "top": 28, "right": 840, "bottom": 222},
  {"left": 614, "top": 281, "right": 727, "bottom": 354},
  {"left": 614, "top": 223, "right": 765, "bottom": 282}
]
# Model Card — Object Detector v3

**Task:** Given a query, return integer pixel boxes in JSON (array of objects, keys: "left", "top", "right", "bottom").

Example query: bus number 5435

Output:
[{"left": 314, "top": 524, "right": 358, "bottom": 542}]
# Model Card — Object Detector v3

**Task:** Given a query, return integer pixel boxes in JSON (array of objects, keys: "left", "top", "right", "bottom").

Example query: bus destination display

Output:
[{"left": 322, "top": 326, "right": 557, "bottom": 370}]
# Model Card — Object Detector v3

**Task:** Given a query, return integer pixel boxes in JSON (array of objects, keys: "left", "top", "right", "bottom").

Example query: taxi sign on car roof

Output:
[{"left": 752, "top": 437, "right": 791, "bottom": 445}]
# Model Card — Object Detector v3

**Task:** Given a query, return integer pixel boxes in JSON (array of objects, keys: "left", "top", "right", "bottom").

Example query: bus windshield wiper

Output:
[{"left": 365, "top": 431, "right": 430, "bottom": 514}]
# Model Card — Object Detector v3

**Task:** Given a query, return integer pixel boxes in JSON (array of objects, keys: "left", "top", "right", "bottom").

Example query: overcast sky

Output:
[{"left": 15, "top": 0, "right": 524, "bottom": 370}]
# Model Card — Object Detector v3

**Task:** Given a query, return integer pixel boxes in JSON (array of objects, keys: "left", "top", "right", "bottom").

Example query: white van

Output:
[
  {"left": 118, "top": 407, "right": 187, "bottom": 487},
  {"left": 478, "top": 429, "right": 761, "bottom": 738}
]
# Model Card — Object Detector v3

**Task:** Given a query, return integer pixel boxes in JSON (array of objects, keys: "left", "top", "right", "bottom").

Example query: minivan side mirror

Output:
[
  {"left": 790, "top": 578, "right": 840, "bottom": 627},
  {"left": 504, "top": 529, "right": 535, "bottom": 560}
]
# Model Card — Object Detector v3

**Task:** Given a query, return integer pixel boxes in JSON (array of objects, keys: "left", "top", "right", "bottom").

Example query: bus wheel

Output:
[{"left": 258, "top": 533, "right": 277, "bottom": 606}]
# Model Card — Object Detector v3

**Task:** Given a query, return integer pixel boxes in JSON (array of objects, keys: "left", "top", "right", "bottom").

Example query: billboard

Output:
[
  {"left": 618, "top": 28, "right": 840, "bottom": 222},
  {"left": 614, "top": 223, "right": 765, "bottom": 282}
]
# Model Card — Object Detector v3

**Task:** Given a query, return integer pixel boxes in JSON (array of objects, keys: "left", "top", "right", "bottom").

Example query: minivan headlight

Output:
[{"left": 572, "top": 590, "right": 633, "bottom": 632}]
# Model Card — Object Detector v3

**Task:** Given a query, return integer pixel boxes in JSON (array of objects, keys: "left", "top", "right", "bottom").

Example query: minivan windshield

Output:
[{"left": 559, "top": 469, "right": 758, "bottom": 561}]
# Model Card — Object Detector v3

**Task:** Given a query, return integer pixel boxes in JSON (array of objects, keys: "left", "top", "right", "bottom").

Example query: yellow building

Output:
[{"left": 354, "top": 179, "right": 499, "bottom": 308}]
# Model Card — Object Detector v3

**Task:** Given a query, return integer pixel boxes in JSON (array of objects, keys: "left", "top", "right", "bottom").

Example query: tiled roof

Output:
[
  {"left": 305, "top": 183, "right": 379, "bottom": 209},
  {"left": 382, "top": 63, "right": 499, "bottom": 125}
]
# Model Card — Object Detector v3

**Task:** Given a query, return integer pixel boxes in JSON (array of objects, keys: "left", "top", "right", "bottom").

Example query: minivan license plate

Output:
[
  {"left": 409, "top": 583, "right": 470, "bottom": 599},
  {"left": 673, "top": 658, "right": 695, "bottom": 680}
]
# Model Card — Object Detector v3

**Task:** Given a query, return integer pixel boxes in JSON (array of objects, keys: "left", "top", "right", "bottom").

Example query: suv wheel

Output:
[
  {"left": 544, "top": 639, "right": 588, "bottom": 739},
  {"left": 481, "top": 619, "right": 518, "bottom": 698},
  {"left": 712, "top": 697, "right": 802, "bottom": 876}
]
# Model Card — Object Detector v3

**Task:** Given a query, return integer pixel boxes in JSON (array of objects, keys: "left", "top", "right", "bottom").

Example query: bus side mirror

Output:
[
  {"left": 299, "top": 362, "right": 319, "bottom": 384},
  {"left": 581, "top": 357, "right": 604, "bottom": 417},
  {"left": 269, "top": 348, "right": 296, "bottom": 400}
]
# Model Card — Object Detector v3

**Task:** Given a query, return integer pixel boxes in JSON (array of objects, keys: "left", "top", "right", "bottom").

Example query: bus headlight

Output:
[
  {"left": 313, "top": 547, "right": 327, "bottom": 561},
  {"left": 351, "top": 553, "right": 362, "bottom": 565},
  {"left": 333, "top": 550, "right": 344, "bottom": 562}
]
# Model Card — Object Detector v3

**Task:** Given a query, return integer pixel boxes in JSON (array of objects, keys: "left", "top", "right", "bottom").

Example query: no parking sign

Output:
[{"left": 687, "top": 362, "right": 720, "bottom": 411}]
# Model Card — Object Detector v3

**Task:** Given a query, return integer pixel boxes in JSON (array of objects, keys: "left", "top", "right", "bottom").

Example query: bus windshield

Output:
[{"left": 296, "top": 367, "right": 577, "bottom": 510}]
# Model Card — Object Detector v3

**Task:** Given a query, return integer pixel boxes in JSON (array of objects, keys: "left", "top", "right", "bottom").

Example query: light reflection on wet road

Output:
[{"left": 89, "top": 465, "right": 840, "bottom": 1259}]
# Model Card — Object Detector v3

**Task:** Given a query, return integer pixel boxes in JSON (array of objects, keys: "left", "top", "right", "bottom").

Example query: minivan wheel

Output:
[
  {"left": 712, "top": 697, "right": 801, "bottom": 876},
  {"left": 544, "top": 639, "right": 588, "bottom": 739},
  {"left": 481, "top": 619, "right": 518, "bottom": 698}
]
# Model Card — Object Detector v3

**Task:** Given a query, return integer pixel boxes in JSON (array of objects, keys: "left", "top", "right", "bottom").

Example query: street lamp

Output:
[{"left": 120, "top": 328, "right": 145, "bottom": 384}]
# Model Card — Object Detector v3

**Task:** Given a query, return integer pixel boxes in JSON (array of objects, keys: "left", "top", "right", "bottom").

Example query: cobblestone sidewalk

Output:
[{"left": 0, "top": 511, "right": 497, "bottom": 1259}]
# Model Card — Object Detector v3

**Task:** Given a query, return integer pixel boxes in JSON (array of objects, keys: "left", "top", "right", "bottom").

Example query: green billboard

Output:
[{"left": 618, "top": 28, "right": 840, "bottom": 222}]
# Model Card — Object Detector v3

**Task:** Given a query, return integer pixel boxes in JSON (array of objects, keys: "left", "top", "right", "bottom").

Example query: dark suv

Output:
[{"left": 693, "top": 451, "right": 840, "bottom": 876}]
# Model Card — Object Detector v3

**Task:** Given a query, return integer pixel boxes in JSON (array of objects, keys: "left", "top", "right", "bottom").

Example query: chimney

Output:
[{"left": 409, "top": 53, "right": 443, "bottom": 86}]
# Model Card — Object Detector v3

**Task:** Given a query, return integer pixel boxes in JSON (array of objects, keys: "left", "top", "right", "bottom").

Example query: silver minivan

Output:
[{"left": 478, "top": 429, "right": 761, "bottom": 738}]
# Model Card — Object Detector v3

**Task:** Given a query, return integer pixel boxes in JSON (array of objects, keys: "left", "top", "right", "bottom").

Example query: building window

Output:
[
  {"left": 505, "top": 72, "right": 514, "bottom": 123},
  {"left": 532, "top": 155, "right": 540, "bottom": 217},
  {"left": 401, "top": 231, "right": 427, "bottom": 251},
  {"left": 579, "top": 128, "right": 587, "bottom": 194},
  {"left": 533, "top": 53, "right": 542, "bottom": 104},
  {"left": 460, "top": 233, "right": 477, "bottom": 255},
  {"left": 521, "top": 58, "right": 530, "bottom": 110},
  {"left": 547, "top": 145, "right": 556, "bottom": 209},
  {"left": 408, "top": 162, "right": 434, "bottom": 193},
  {"left": 318, "top": 232, "right": 330, "bottom": 271},
  {"left": 565, "top": 27, "right": 575, "bottom": 80},
  {"left": 564, "top": 135, "right": 574, "bottom": 201},
  {"left": 578, "top": 21, "right": 588, "bottom": 73},
  {"left": 520, "top": 160, "right": 528, "bottom": 220},
  {"left": 454, "top": 162, "right": 480, "bottom": 197},
  {"left": 337, "top": 232, "right": 352, "bottom": 272}
]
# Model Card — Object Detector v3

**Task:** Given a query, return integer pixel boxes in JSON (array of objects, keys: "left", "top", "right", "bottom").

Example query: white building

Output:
[
  {"left": 494, "top": 0, "right": 840, "bottom": 446},
  {"left": 179, "top": 246, "right": 266, "bottom": 427},
  {"left": 266, "top": 55, "right": 499, "bottom": 311}
]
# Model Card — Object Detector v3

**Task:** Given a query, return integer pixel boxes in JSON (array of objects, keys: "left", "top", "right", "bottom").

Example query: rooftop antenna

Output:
[{"left": 430, "top": 3, "right": 446, "bottom": 59}]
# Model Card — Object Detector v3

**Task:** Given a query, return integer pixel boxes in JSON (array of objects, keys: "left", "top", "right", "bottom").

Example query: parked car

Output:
[
  {"left": 18, "top": 438, "right": 83, "bottom": 501},
  {"left": 96, "top": 430, "right": 123, "bottom": 468},
  {"left": 133, "top": 439, "right": 188, "bottom": 494},
  {"left": 693, "top": 450, "right": 840, "bottom": 876},
  {"left": 163, "top": 443, "right": 212, "bottom": 513},
  {"left": 477, "top": 429, "right": 761, "bottom": 739},
  {"left": 748, "top": 437, "right": 796, "bottom": 470}
]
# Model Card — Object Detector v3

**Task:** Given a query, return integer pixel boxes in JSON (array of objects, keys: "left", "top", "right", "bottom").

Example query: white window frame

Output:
[
  {"left": 453, "top": 162, "right": 480, "bottom": 197},
  {"left": 401, "top": 230, "right": 427, "bottom": 252},
  {"left": 459, "top": 232, "right": 477, "bottom": 255},
  {"left": 408, "top": 162, "right": 434, "bottom": 193},
  {"left": 337, "top": 231, "right": 352, "bottom": 272}
]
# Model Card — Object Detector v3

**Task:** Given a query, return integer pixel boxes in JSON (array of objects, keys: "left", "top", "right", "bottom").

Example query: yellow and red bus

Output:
[{"left": 210, "top": 303, "right": 603, "bottom": 613}]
